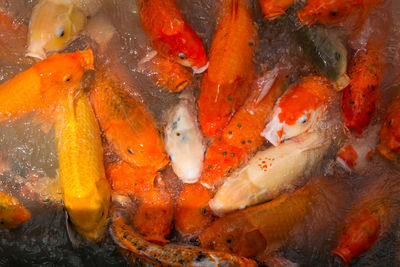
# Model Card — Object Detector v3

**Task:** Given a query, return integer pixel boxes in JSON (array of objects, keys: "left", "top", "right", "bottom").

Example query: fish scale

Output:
[{"left": 56, "top": 93, "right": 110, "bottom": 242}]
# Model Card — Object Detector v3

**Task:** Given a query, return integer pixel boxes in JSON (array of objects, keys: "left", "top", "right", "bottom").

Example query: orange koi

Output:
[
  {"left": 197, "top": 0, "right": 257, "bottom": 137},
  {"left": 297, "top": 0, "right": 384, "bottom": 26},
  {"left": 111, "top": 207, "right": 257, "bottom": 266},
  {"left": 259, "top": 0, "right": 297, "bottom": 19},
  {"left": 342, "top": 38, "right": 386, "bottom": 135},
  {"left": 137, "top": 0, "right": 208, "bottom": 71},
  {"left": 200, "top": 176, "right": 348, "bottom": 258},
  {"left": 202, "top": 69, "right": 287, "bottom": 188},
  {"left": 175, "top": 183, "right": 213, "bottom": 235},
  {"left": 0, "top": 191, "right": 31, "bottom": 228},
  {"left": 140, "top": 53, "right": 192, "bottom": 92},
  {"left": 0, "top": 49, "right": 94, "bottom": 122},
  {"left": 377, "top": 90, "right": 400, "bottom": 161},
  {"left": 261, "top": 75, "right": 333, "bottom": 146},
  {"left": 106, "top": 161, "right": 173, "bottom": 244},
  {"left": 175, "top": 70, "right": 286, "bottom": 234},
  {"left": 331, "top": 176, "right": 399, "bottom": 265},
  {"left": 90, "top": 67, "right": 169, "bottom": 171},
  {"left": 336, "top": 125, "right": 379, "bottom": 172}
]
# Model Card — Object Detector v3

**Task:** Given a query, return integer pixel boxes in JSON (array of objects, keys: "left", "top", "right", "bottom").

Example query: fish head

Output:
[
  {"left": 378, "top": 114, "right": 400, "bottom": 161},
  {"left": 66, "top": 194, "right": 110, "bottom": 242},
  {"left": 34, "top": 49, "right": 94, "bottom": 91},
  {"left": 262, "top": 105, "right": 324, "bottom": 146},
  {"left": 199, "top": 217, "right": 266, "bottom": 258},
  {"left": 27, "top": 0, "right": 86, "bottom": 59},
  {"left": 262, "top": 76, "right": 331, "bottom": 146},
  {"left": 155, "top": 29, "right": 208, "bottom": 72}
]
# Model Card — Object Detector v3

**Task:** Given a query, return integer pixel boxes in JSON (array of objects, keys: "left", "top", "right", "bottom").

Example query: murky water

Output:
[{"left": 0, "top": 0, "right": 399, "bottom": 266}]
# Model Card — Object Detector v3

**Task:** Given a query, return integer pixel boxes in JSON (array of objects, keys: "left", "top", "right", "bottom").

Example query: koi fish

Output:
[
  {"left": 138, "top": 52, "right": 192, "bottom": 93},
  {"left": 294, "top": 24, "right": 349, "bottom": 83},
  {"left": 336, "top": 125, "right": 379, "bottom": 172},
  {"left": 210, "top": 131, "right": 331, "bottom": 216},
  {"left": 137, "top": 0, "right": 208, "bottom": 72},
  {"left": 202, "top": 68, "right": 287, "bottom": 188},
  {"left": 331, "top": 175, "right": 400, "bottom": 265},
  {"left": 342, "top": 38, "right": 386, "bottom": 135},
  {"left": 0, "top": 49, "right": 94, "bottom": 123},
  {"left": 259, "top": 0, "right": 297, "bottom": 19},
  {"left": 174, "top": 70, "right": 287, "bottom": 234},
  {"left": 164, "top": 92, "right": 205, "bottom": 183},
  {"left": 0, "top": 191, "right": 31, "bottom": 228},
  {"left": 90, "top": 67, "right": 169, "bottom": 171},
  {"left": 110, "top": 202, "right": 257, "bottom": 266},
  {"left": 377, "top": 90, "right": 400, "bottom": 161},
  {"left": 27, "top": 0, "right": 98, "bottom": 59},
  {"left": 106, "top": 161, "right": 173, "bottom": 244},
  {"left": 297, "top": 0, "right": 384, "bottom": 26},
  {"left": 55, "top": 92, "right": 111, "bottom": 242},
  {"left": 175, "top": 183, "right": 214, "bottom": 235},
  {"left": 197, "top": 0, "right": 257, "bottom": 137},
  {"left": 261, "top": 76, "right": 333, "bottom": 146},
  {"left": 200, "top": 176, "right": 348, "bottom": 258}
]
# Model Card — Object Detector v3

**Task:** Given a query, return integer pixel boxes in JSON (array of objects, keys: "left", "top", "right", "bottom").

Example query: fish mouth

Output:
[
  {"left": 26, "top": 45, "right": 47, "bottom": 60},
  {"left": 261, "top": 115, "right": 284, "bottom": 146},
  {"left": 192, "top": 61, "right": 209, "bottom": 74}
]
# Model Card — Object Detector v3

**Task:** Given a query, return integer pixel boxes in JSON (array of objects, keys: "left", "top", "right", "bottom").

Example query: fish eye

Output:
[
  {"left": 334, "top": 52, "right": 341, "bottom": 61},
  {"left": 178, "top": 53, "right": 186, "bottom": 60},
  {"left": 63, "top": 74, "right": 72, "bottom": 82},
  {"left": 127, "top": 148, "right": 134, "bottom": 154},
  {"left": 56, "top": 27, "right": 65, "bottom": 37},
  {"left": 299, "top": 115, "right": 308, "bottom": 124}
]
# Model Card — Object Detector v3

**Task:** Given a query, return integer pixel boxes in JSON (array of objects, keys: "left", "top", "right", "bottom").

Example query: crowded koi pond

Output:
[{"left": 0, "top": 0, "right": 400, "bottom": 266}]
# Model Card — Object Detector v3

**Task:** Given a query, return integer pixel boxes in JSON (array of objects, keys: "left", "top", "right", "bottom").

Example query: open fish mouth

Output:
[{"left": 192, "top": 61, "right": 209, "bottom": 74}]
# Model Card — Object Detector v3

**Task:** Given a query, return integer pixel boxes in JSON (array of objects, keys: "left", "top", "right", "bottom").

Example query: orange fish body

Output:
[
  {"left": 175, "top": 71, "right": 286, "bottom": 234},
  {"left": 202, "top": 70, "right": 286, "bottom": 188},
  {"left": 198, "top": 0, "right": 257, "bottom": 137},
  {"left": 0, "top": 191, "right": 31, "bottom": 228},
  {"left": 377, "top": 91, "right": 400, "bottom": 161},
  {"left": 175, "top": 183, "right": 213, "bottom": 235},
  {"left": 262, "top": 76, "right": 333, "bottom": 146},
  {"left": 0, "top": 49, "right": 94, "bottom": 122},
  {"left": 259, "top": 0, "right": 297, "bottom": 19},
  {"left": 297, "top": 0, "right": 384, "bottom": 26},
  {"left": 200, "top": 177, "right": 344, "bottom": 258},
  {"left": 331, "top": 178, "right": 396, "bottom": 265},
  {"left": 137, "top": 0, "right": 208, "bottom": 70},
  {"left": 106, "top": 161, "right": 173, "bottom": 244},
  {"left": 90, "top": 69, "right": 168, "bottom": 171},
  {"left": 342, "top": 43, "right": 385, "bottom": 135},
  {"left": 141, "top": 53, "right": 191, "bottom": 92}
]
